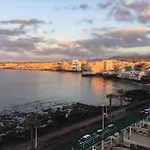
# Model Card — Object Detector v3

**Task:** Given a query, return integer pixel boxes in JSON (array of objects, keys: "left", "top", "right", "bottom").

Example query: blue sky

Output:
[{"left": 0, "top": 0, "right": 150, "bottom": 61}]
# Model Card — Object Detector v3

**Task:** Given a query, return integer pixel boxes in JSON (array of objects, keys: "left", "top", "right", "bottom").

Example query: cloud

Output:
[
  {"left": 54, "top": 4, "right": 90, "bottom": 11},
  {"left": 0, "top": 18, "right": 46, "bottom": 33},
  {"left": 79, "top": 4, "right": 89, "bottom": 10},
  {"left": 138, "top": 11, "right": 150, "bottom": 23},
  {"left": 107, "top": 0, "right": 150, "bottom": 24},
  {"left": 104, "top": 0, "right": 150, "bottom": 27},
  {"left": 76, "top": 37, "right": 116, "bottom": 54},
  {"left": 0, "top": 18, "right": 45, "bottom": 26},
  {"left": 72, "top": 5, "right": 78, "bottom": 10},
  {"left": 54, "top": 7, "right": 61, "bottom": 10},
  {"left": 0, "top": 28, "right": 26, "bottom": 36},
  {"left": 114, "top": 6, "right": 134, "bottom": 21},
  {"left": 125, "top": 0, "right": 150, "bottom": 12},
  {"left": 106, "top": 26, "right": 148, "bottom": 39},
  {"left": 1, "top": 25, "right": 150, "bottom": 61},
  {"left": 107, "top": 2, "right": 134, "bottom": 22},
  {"left": 82, "top": 19, "right": 93, "bottom": 24},
  {"left": 106, "top": 0, "right": 135, "bottom": 22},
  {"left": 32, "top": 40, "right": 93, "bottom": 58},
  {"left": 0, "top": 34, "right": 94, "bottom": 59},
  {"left": 91, "top": 27, "right": 116, "bottom": 32},
  {"left": 0, "top": 37, "right": 36, "bottom": 52},
  {"left": 72, "top": 4, "right": 90, "bottom": 10},
  {"left": 107, "top": 0, "right": 126, "bottom": 18},
  {"left": 78, "top": 19, "right": 93, "bottom": 24},
  {"left": 59, "top": 40, "right": 71, "bottom": 46},
  {"left": 54, "top": 6, "right": 69, "bottom": 11},
  {"left": 97, "top": 1, "right": 112, "bottom": 9},
  {"left": 43, "top": 30, "right": 55, "bottom": 34},
  {"left": 83, "top": 27, "right": 91, "bottom": 31},
  {"left": 87, "top": 26, "right": 150, "bottom": 49},
  {"left": 48, "top": 21, "right": 52, "bottom": 24}
]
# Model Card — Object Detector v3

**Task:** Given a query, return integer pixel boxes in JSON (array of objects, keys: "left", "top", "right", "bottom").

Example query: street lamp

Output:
[
  {"left": 101, "top": 105, "right": 105, "bottom": 150},
  {"left": 105, "top": 99, "right": 108, "bottom": 118},
  {"left": 148, "top": 89, "right": 150, "bottom": 121},
  {"left": 148, "top": 89, "right": 150, "bottom": 113}
]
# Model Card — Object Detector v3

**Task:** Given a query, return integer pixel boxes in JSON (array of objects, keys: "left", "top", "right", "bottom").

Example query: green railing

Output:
[{"left": 60, "top": 112, "right": 149, "bottom": 150}]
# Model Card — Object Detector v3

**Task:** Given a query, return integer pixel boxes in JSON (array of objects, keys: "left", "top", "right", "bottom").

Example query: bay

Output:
[{"left": 0, "top": 69, "right": 143, "bottom": 111}]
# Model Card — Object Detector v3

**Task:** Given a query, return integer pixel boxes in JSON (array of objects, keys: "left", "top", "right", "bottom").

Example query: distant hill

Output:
[
  {"left": 88, "top": 53, "right": 150, "bottom": 61},
  {"left": 110, "top": 53, "right": 150, "bottom": 60}
]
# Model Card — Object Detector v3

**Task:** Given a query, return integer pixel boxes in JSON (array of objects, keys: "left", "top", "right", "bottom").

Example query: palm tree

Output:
[
  {"left": 24, "top": 115, "right": 41, "bottom": 150},
  {"left": 34, "top": 117, "right": 40, "bottom": 149},
  {"left": 24, "top": 116, "right": 35, "bottom": 150},
  {"left": 106, "top": 94, "right": 113, "bottom": 118},
  {"left": 117, "top": 89, "right": 124, "bottom": 114}
]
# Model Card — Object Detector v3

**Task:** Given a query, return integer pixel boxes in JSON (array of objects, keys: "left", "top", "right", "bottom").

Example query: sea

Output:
[{"left": 0, "top": 69, "right": 144, "bottom": 111}]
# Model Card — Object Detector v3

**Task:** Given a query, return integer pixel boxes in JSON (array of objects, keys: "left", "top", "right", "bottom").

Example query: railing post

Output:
[
  {"left": 92, "top": 145, "right": 96, "bottom": 150},
  {"left": 129, "top": 126, "right": 132, "bottom": 136}
]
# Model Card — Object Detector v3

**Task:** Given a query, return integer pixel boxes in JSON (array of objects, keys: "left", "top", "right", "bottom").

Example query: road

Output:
[{"left": 2, "top": 102, "right": 149, "bottom": 150}]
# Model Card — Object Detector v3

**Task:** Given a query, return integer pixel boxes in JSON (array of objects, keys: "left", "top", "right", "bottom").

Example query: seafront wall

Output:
[{"left": 0, "top": 59, "right": 150, "bottom": 73}]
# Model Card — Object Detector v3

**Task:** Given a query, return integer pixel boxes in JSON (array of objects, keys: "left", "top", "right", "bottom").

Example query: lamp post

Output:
[
  {"left": 148, "top": 89, "right": 150, "bottom": 121},
  {"left": 101, "top": 105, "right": 105, "bottom": 150},
  {"left": 105, "top": 99, "right": 107, "bottom": 118}
]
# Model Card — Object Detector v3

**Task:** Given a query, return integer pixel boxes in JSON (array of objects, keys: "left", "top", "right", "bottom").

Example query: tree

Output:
[
  {"left": 34, "top": 117, "right": 40, "bottom": 149},
  {"left": 24, "top": 116, "right": 34, "bottom": 150},
  {"left": 24, "top": 115, "right": 41, "bottom": 150},
  {"left": 130, "top": 144, "right": 137, "bottom": 150},
  {"left": 117, "top": 89, "right": 124, "bottom": 114},
  {"left": 106, "top": 94, "right": 113, "bottom": 118}
]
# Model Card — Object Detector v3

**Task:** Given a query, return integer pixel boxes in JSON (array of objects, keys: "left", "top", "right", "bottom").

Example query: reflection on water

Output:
[
  {"left": 91, "top": 77, "right": 104, "bottom": 95},
  {"left": 0, "top": 70, "right": 144, "bottom": 109},
  {"left": 104, "top": 80, "right": 114, "bottom": 95}
]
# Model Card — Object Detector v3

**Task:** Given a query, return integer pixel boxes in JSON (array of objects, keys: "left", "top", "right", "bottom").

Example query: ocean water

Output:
[{"left": 0, "top": 69, "right": 143, "bottom": 111}]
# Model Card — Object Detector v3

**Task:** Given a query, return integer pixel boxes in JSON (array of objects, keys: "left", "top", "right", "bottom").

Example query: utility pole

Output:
[{"left": 101, "top": 105, "right": 105, "bottom": 150}]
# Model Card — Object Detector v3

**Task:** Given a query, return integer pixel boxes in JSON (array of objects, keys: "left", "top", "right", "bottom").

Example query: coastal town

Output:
[{"left": 0, "top": 59, "right": 150, "bottom": 83}]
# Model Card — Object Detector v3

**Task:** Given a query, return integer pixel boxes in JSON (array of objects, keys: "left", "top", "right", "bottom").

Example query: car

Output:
[
  {"left": 108, "top": 124, "right": 114, "bottom": 128},
  {"left": 78, "top": 134, "right": 92, "bottom": 145},
  {"left": 111, "top": 132, "right": 119, "bottom": 141},
  {"left": 93, "top": 129, "right": 102, "bottom": 140},
  {"left": 140, "top": 110, "right": 145, "bottom": 113},
  {"left": 104, "top": 137, "right": 112, "bottom": 145},
  {"left": 140, "top": 109, "right": 150, "bottom": 114},
  {"left": 145, "top": 108, "right": 150, "bottom": 111},
  {"left": 144, "top": 108, "right": 150, "bottom": 113}
]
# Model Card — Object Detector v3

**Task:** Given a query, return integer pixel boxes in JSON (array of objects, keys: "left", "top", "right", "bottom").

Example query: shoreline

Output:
[{"left": 1, "top": 68, "right": 150, "bottom": 85}]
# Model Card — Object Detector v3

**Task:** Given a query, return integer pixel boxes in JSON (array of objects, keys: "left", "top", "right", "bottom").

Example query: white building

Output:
[
  {"left": 71, "top": 59, "right": 82, "bottom": 72},
  {"left": 117, "top": 65, "right": 146, "bottom": 80}
]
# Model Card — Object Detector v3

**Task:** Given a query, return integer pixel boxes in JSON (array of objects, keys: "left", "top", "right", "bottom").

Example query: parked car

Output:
[
  {"left": 93, "top": 129, "right": 102, "bottom": 140},
  {"left": 78, "top": 134, "right": 93, "bottom": 146},
  {"left": 111, "top": 132, "right": 120, "bottom": 143}
]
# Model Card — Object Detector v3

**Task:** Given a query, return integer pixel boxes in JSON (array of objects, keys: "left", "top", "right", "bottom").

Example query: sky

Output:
[{"left": 0, "top": 0, "right": 150, "bottom": 61}]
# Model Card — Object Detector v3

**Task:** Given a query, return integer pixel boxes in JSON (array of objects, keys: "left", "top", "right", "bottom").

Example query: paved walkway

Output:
[{"left": 124, "top": 133, "right": 150, "bottom": 149}]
